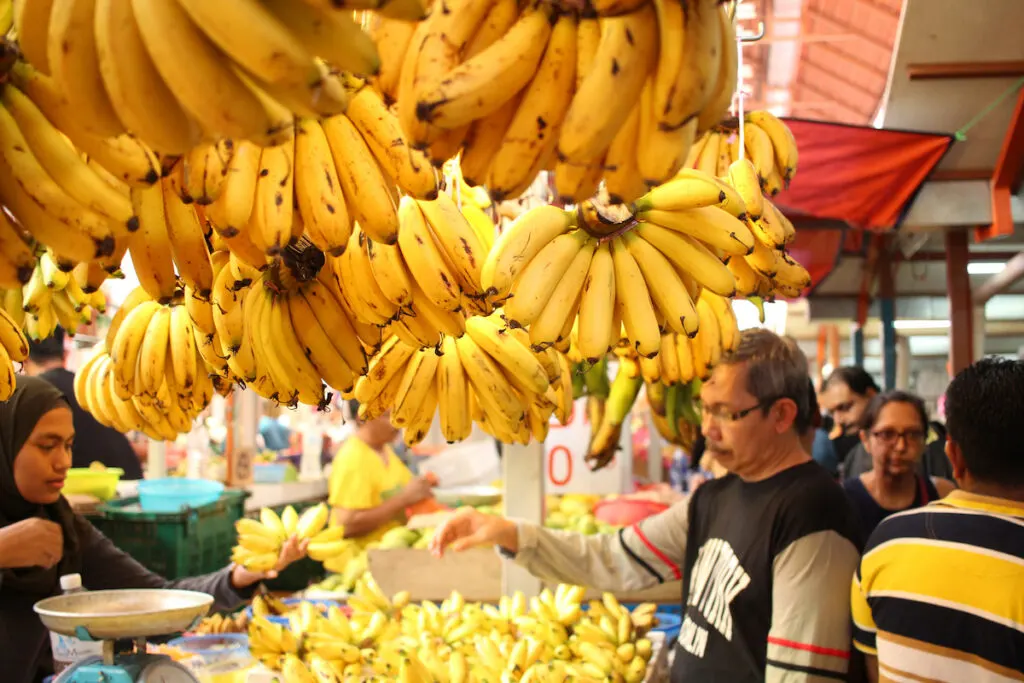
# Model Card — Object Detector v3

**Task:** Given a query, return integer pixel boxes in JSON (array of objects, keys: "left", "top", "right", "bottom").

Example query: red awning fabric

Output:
[
  {"left": 787, "top": 225, "right": 846, "bottom": 294},
  {"left": 773, "top": 118, "right": 953, "bottom": 233}
]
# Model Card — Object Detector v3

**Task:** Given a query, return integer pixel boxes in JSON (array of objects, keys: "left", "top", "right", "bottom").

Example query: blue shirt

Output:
[{"left": 811, "top": 428, "right": 839, "bottom": 477}]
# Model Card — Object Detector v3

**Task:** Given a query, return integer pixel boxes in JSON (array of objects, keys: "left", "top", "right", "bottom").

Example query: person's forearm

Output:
[
  {"left": 334, "top": 496, "right": 409, "bottom": 538},
  {"left": 507, "top": 523, "right": 661, "bottom": 593},
  {"left": 230, "top": 565, "right": 263, "bottom": 589}
]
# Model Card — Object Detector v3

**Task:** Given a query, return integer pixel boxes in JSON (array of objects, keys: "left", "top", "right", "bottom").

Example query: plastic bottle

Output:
[{"left": 50, "top": 574, "right": 103, "bottom": 674}]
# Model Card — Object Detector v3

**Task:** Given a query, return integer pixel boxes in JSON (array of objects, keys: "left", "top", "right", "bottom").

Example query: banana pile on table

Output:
[
  {"left": 249, "top": 583, "right": 659, "bottom": 682},
  {"left": 381, "top": 0, "right": 736, "bottom": 205},
  {"left": 353, "top": 312, "right": 575, "bottom": 446},
  {"left": 233, "top": 504, "right": 354, "bottom": 572}
]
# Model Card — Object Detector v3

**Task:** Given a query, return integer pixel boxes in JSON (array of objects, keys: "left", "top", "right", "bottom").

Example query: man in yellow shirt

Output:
[{"left": 328, "top": 408, "right": 435, "bottom": 544}]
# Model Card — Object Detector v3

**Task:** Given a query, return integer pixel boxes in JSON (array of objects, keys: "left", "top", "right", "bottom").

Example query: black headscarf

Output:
[{"left": 0, "top": 376, "right": 82, "bottom": 596}]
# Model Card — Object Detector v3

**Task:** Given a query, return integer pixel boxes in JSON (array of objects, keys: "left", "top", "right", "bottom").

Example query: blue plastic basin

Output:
[
  {"left": 137, "top": 478, "right": 225, "bottom": 512},
  {"left": 167, "top": 633, "right": 249, "bottom": 666},
  {"left": 651, "top": 612, "right": 682, "bottom": 642}
]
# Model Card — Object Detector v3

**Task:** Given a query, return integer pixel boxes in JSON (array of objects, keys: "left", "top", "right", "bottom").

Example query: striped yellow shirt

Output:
[{"left": 850, "top": 490, "right": 1024, "bottom": 682}]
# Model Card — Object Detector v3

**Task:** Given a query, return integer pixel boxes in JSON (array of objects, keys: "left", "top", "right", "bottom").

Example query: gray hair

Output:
[{"left": 719, "top": 328, "right": 812, "bottom": 432}]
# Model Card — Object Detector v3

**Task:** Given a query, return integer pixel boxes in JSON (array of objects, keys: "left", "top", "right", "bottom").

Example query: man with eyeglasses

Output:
[{"left": 430, "top": 329, "right": 863, "bottom": 683}]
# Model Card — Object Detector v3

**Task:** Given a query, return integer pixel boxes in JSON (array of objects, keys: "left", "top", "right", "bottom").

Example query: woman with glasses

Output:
[{"left": 842, "top": 390, "right": 955, "bottom": 537}]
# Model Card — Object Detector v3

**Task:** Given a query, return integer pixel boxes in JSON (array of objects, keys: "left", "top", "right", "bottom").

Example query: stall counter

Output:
[{"left": 244, "top": 479, "right": 328, "bottom": 513}]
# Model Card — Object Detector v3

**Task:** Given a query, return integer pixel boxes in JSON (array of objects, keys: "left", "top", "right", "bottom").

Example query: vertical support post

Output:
[
  {"left": 878, "top": 244, "right": 897, "bottom": 390},
  {"left": 147, "top": 440, "right": 167, "bottom": 479},
  {"left": 228, "top": 389, "right": 259, "bottom": 487},
  {"left": 646, "top": 414, "right": 664, "bottom": 484},
  {"left": 851, "top": 325, "right": 865, "bottom": 367},
  {"left": 895, "top": 335, "right": 912, "bottom": 390},
  {"left": 973, "top": 306, "right": 987, "bottom": 361},
  {"left": 502, "top": 441, "right": 544, "bottom": 597},
  {"left": 945, "top": 230, "right": 975, "bottom": 375}
]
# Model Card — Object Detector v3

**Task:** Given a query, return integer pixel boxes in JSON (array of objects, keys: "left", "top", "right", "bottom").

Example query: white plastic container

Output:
[{"left": 49, "top": 574, "right": 103, "bottom": 674}]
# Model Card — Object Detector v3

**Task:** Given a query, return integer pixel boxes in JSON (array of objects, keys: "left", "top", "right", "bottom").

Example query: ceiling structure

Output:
[
  {"left": 740, "top": 0, "right": 903, "bottom": 125},
  {"left": 736, "top": 0, "right": 1024, "bottom": 369}
]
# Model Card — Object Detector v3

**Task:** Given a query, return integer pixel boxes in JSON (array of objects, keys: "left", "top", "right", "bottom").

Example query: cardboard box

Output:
[{"left": 368, "top": 548, "right": 681, "bottom": 604}]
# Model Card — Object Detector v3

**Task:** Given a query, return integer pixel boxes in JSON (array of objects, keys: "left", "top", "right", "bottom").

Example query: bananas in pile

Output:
[
  {"left": 687, "top": 110, "right": 798, "bottom": 196},
  {"left": 250, "top": 583, "right": 658, "bottom": 682},
  {"left": 383, "top": 0, "right": 736, "bottom": 205},
  {"left": 234, "top": 504, "right": 353, "bottom": 572},
  {"left": 4, "top": 250, "right": 110, "bottom": 342},
  {"left": 193, "top": 611, "right": 249, "bottom": 635},
  {"left": 353, "top": 312, "right": 575, "bottom": 447},
  {"left": 11, "top": 0, "right": 391, "bottom": 155}
]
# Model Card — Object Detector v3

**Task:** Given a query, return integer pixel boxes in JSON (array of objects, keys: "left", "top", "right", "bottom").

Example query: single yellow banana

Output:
[
  {"left": 503, "top": 230, "right": 591, "bottom": 328},
  {"left": 128, "top": 182, "right": 178, "bottom": 301},
  {"left": 634, "top": 222, "right": 737, "bottom": 297},
  {"left": 251, "top": 136, "right": 296, "bottom": 255},
  {"left": 321, "top": 114, "right": 399, "bottom": 245},
  {"left": 623, "top": 230, "right": 700, "bottom": 337},
  {"left": 610, "top": 235, "right": 661, "bottom": 358},
  {"left": 529, "top": 240, "right": 597, "bottom": 350},
  {"left": 397, "top": 196, "right": 462, "bottom": 311},
  {"left": 162, "top": 167, "right": 214, "bottom": 299},
  {"left": 480, "top": 204, "right": 573, "bottom": 300},
  {"left": 293, "top": 117, "right": 351, "bottom": 256},
  {"left": 437, "top": 335, "right": 471, "bottom": 443},
  {"left": 558, "top": 5, "right": 658, "bottom": 163}
]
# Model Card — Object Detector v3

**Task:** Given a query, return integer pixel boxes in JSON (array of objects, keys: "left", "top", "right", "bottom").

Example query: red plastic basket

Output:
[{"left": 593, "top": 498, "right": 669, "bottom": 526}]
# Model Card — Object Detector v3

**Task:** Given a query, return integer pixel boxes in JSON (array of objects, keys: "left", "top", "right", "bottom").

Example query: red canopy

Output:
[
  {"left": 775, "top": 118, "right": 953, "bottom": 232},
  {"left": 770, "top": 118, "right": 953, "bottom": 293}
]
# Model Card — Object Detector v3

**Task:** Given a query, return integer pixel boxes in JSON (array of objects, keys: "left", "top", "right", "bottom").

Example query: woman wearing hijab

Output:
[{"left": 0, "top": 377, "right": 309, "bottom": 683}]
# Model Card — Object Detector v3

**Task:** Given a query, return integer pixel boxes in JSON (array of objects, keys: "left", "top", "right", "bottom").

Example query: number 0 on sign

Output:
[{"left": 547, "top": 445, "right": 572, "bottom": 486}]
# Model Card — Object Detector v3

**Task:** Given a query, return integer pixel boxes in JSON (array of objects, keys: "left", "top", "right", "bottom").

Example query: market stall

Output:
[{"left": 0, "top": 0, "right": 828, "bottom": 680}]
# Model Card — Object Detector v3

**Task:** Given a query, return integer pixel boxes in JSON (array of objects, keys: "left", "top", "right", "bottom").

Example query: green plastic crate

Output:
[{"left": 89, "top": 490, "right": 249, "bottom": 580}]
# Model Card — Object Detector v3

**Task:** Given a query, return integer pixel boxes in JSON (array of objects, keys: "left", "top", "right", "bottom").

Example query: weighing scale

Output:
[{"left": 34, "top": 588, "right": 213, "bottom": 683}]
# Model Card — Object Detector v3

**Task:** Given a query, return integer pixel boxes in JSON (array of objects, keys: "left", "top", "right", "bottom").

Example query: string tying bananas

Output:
[
  {"left": 387, "top": 0, "right": 735, "bottom": 206},
  {"left": 249, "top": 584, "right": 657, "bottom": 682},
  {"left": 685, "top": 110, "right": 799, "bottom": 195}
]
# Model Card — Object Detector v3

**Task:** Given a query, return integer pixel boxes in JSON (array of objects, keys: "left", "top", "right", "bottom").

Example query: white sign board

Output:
[{"left": 543, "top": 397, "right": 629, "bottom": 494}]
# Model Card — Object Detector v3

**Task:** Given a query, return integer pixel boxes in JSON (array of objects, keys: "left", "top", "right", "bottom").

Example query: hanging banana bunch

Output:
[{"left": 353, "top": 310, "right": 574, "bottom": 447}]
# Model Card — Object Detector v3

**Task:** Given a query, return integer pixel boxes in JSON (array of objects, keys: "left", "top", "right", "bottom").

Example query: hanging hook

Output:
[{"left": 739, "top": 21, "right": 765, "bottom": 43}]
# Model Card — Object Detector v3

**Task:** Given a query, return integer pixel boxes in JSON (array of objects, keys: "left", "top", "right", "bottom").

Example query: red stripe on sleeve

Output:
[
  {"left": 630, "top": 523, "right": 682, "bottom": 580},
  {"left": 767, "top": 636, "right": 850, "bottom": 660}
]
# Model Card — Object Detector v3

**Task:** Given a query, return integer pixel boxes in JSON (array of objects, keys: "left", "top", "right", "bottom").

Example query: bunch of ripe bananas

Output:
[
  {"left": 569, "top": 288, "right": 738, "bottom": 468},
  {"left": 200, "top": 82, "right": 440, "bottom": 269},
  {"left": 233, "top": 504, "right": 353, "bottom": 573},
  {"left": 250, "top": 584, "right": 658, "bottom": 682},
  {"left": 378, "top": 0, "right": 735, "bottom": 205},
  {"left": 686, "top": 109, "right": 799, "bottom": 196},
  {"left": 2, "top": 250, "right": 109, "bottom": 342},
  {"left": 73, "top": 287, "right": 224, "bottom": 440},
  {"left": 10, "top": 0, "right": 390, "bottom": 156},
  {"left": 193, "top": 611, "right": 249, "bottom": 635},
  {"left": 0, "top": 289, "right": 27, "bottom": 401},
  {"left": 331, "top": 192, "right": 495, "bottom": 348},
  {"left": 353, "top": 311, "right": 575, "bottom": 447}
]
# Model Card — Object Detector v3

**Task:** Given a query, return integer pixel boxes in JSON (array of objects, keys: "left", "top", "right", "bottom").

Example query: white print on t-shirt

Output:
[{"left": 687, "top": 538, "right": 752, "bottom": 642}]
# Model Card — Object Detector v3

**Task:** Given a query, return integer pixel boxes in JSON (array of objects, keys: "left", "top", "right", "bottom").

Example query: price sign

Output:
[{"left": 543, "top": 397, "right": 629, "bottom": 494}]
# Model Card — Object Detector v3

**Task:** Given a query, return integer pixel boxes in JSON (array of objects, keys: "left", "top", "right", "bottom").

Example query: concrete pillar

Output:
[{"left": 501, "top": 442, "right": 543, "bottom": 597}]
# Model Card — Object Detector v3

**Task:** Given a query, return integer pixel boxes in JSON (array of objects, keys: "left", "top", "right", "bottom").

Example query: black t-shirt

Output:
[
  {"left": 672, "top": 461, "right": 863, "bottom": 683},
  {"left": 40, "top": 368, "right": 144, "bottom": 480}
]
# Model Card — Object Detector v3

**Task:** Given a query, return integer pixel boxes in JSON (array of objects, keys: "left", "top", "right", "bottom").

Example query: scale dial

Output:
[{"left": 138, "top": 659, "right": 203, "bottom": 683}]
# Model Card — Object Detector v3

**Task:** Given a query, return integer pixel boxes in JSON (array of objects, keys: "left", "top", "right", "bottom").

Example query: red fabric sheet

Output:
[{"left": 773, "top": 119, "right": 953, "bottom": 233}]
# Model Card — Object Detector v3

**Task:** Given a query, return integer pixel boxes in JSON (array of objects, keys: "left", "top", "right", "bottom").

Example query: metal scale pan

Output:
[{"left": 34, "top": 588, "right": 213, "bottom": 640}]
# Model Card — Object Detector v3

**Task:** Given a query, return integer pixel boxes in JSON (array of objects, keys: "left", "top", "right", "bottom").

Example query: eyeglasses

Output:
[
  {"left": 701, "top": 396, "right": 782, "bottom": 423},
  {"left": 870, "top": 429, "right": 925, "bottom": 446}
]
